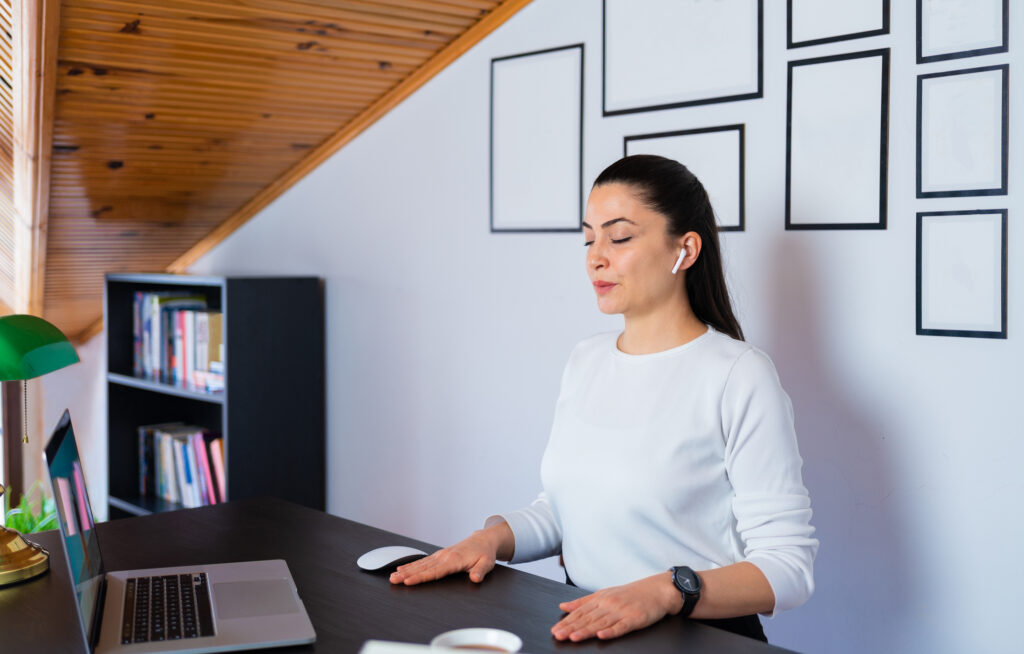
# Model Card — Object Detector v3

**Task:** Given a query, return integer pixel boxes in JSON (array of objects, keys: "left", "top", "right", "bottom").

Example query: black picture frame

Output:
[
  {"left": 623, "top": 125, "right": 746, "bottom": 232},
  {"left": 786, "top": 48, "right": 890, "bottom": 231},
  {"left": 916, "top": 64, "right": 1009, "bottom": 199},
  {"left": 917, "top": 0, "right": 1009, "bottom": 64},
  {"left": 787, "top": 0, "right": 890, "bottom": 49},
  {"left": 489, "top": 43, "right": 585, "bottom": 234},
  {"left": 601, "top": 0, "right": 763, "bottom": 117},
  {"left": 916, "top": 210, "right": 1008, "bottom": 339}
]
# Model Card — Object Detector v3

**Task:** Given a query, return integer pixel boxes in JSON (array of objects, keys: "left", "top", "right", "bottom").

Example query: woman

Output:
[{"left": 390, "top": 155, "right": 817, "bottom": 643}]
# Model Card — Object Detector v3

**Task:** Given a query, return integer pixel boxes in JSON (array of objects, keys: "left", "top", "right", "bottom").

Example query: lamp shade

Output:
[{"left": 0, "top": 315, "right": 80, "bottom": 381}]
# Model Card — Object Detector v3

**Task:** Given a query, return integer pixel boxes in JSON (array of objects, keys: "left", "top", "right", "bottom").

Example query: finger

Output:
[
  {"left": 569, "top": 613, "right": 618, "bottom": 642},
  {"left": 467, "top": 558, "right": 495, "bottom": 583},
  {"left": 558, "top": 592, "right": 596, "bottom": 612},
  {"left": 400, "top": 562, "right": 458, "bottom": 585},
  {"left": 551, "top": 601, "right": 602, "bottom": 639},
  {"left": 389, "top": 556, "right": 438, "bottom": 584},
  {"left": 596, "top": 618, "right": 633, "bottom": 640},
  {"left": 390, "top": 553, "right": 439, "bottom": 580},
  {"left": 392, "top": 555, "right": 462, "bottom": 585}
]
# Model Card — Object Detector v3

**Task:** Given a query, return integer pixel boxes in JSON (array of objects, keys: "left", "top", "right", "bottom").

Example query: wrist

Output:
[
  {"left": 669, "top": 566, "right": 703, "bottom": 618},
  {"left": 660, "top": 571, "right": 685, "bottom": 616},
  {"left": 476, "top": 522, "right": 513, "bottom": 561}
]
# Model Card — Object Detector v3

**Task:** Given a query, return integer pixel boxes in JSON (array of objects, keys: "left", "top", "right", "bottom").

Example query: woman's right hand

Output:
[{"left": 389, "top": 521, "right": 514, "bottom": 586}]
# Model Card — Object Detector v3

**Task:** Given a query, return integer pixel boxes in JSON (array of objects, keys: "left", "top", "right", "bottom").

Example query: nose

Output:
[{"left": 587, "top": 241, "right": 608, "bottom": 271}]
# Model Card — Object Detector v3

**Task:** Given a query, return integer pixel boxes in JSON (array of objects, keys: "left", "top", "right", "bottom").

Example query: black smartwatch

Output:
[{"left": 670, "top": 566, "right": 702, "bottom": 617}]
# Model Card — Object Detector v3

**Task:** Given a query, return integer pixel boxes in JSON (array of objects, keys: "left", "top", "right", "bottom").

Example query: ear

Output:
[{"left": 674, "top": 231, "right": 703, "bottom": 272}]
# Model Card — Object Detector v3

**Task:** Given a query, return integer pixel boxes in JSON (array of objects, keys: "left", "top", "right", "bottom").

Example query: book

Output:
[
  {"left": 208, "top": 312, "right": 224, "bottom": 369},
  {"left": 184, "top": 310, "right": 195, "bottom": 389},
  {"left": 158, "top": 432, "right": 179, "bottom": 504},
  {"left": 194, "top": 312, "right": 209, "bottom": 388},
  {"left": 138, "top": 422, "right": 184, "bottom": 497},
  {"left": 183, "top": 438, "right": 199, "bottom": 508},
  {"left": 172, "top": 437, "right": 188, "bottom": 507},
  {"left": 174, "top": 310, "right": 186, "bottom": 386},
  {"left": 143, "top": 294, "right": 206, "bottom": 384},
  {"left": 133, "top": 291, "right": 144, "bottom": 378},
  {"left": 153, "top": 424, "right": 220, "bottom": 508},
  {"left": 209, "top": 437, "right": 226, "bottom": 503},
  {"left": 192, "top": 433, "right": 217, "bottom": 504}
]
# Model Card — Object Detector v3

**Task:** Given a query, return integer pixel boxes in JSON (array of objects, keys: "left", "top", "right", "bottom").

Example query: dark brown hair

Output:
[{"left": 593, "top": 154, "right": 744, "bottom": 341}]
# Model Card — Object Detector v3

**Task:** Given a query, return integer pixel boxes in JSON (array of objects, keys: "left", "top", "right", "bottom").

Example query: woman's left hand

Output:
[{"left": 551, "top": 572, "right": 682, "bottom": 642}]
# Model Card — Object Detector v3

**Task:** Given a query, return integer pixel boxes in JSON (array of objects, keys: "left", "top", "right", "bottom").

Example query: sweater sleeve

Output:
[
  {"left": 721, "top": 348, "right": 819, "bottom": 617},
  {"left": 485, "top": 492, "right": 562, "bottom": 564}
]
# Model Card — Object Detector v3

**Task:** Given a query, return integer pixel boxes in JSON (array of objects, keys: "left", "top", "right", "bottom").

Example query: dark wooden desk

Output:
[{"left": 0, "top": 498, "right": 794, "bottom": 653}]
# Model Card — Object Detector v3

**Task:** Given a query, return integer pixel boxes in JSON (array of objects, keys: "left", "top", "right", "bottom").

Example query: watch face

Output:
[{"left": 673, "top": 567, "right": 701, "bottom": 595}]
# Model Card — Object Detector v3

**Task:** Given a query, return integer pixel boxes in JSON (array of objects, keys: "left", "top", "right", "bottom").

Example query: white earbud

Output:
[{"left": 671, "top": 248, "right": 687, "bottom": 274}]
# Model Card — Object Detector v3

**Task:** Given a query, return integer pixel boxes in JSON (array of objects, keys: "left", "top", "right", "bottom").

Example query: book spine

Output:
[
  {"left": 156, "top": 433, "right": 164, "bottom": 500},
  {"left": 209, "top": 437, "right": 227, "bottom": 502},
  {"left": 133, "top": 292, "right": 143, "bottom": 378},
  {"left": 141, "top": 293, "right": 150, "bottom": 379},
  {"left": 195, "top": 312, "right": 209, "bottom": 388},
  {"left": 150, "top": 294, "right": 162, "bottom": 381},
  {"left": 184, "top": 310, "right": 195, "bottom": 388},
  {"left": 138, "top": 426, "right": 150, "bottom": 497},
  {"left": 195, "top": 433, "right": 216, "bottom": 504},
  {"left": 183, "top": 439, "right": 197, "bottom": 507},
  {"left": 172, "top": 436, "right": 187, "bottom": 506},
  {"left": 160, "top": 308, "right": 169, "bottom": 383},
  {"left": 188, "top": 433, "right": 207, "bottom": 506},
  {"left": 175, "top": 310, "right": 186, "bottom": 387}
]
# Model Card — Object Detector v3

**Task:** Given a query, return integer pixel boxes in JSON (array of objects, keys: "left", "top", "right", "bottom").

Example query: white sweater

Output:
[{"left": 489, "top": 327, "right": 818, "bottom": 616}]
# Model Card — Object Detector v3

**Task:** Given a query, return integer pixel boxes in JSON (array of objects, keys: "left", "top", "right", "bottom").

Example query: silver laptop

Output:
[{"left": 44, "top": 409, "right": 316, "bottom": 653}]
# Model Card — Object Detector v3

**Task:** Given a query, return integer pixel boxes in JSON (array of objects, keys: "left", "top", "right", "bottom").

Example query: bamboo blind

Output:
[
  {"left": 44, "top": 0, "right": 526, "bottom": 340},
  {"left": 0, "top": 0, "right": 16, "bottom": 311}
]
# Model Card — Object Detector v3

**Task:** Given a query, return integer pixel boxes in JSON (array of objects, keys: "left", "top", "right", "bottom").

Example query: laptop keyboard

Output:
[{"left": 121, "top": 573, "right": 215, "bottom": 644}]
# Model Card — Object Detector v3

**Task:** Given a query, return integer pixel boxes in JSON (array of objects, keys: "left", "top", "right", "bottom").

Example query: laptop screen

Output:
[{"left": 44, "top": 409, "right": 105, "bottom": 647}]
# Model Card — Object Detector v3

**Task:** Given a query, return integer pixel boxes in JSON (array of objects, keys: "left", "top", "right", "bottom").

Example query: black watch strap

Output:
[{"left": 670, "top": 566, "right": 702, "bottom": 618}]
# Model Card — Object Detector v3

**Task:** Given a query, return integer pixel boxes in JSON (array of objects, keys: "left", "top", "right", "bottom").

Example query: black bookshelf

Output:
[{"left": 104, "top": 273, "right": 325, "bottom": 518}]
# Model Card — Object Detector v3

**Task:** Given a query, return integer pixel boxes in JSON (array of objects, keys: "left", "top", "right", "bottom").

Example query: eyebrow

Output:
[{"left": 581, "top": 217, "right": 637, "bottom": 230}]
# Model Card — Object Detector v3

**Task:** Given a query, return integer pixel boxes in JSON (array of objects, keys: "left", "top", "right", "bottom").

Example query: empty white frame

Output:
[
  {"left": 602, "top": 0, "right": 762, "bottom": 116},
  {"left": 624, "top": 126, "right": 745, "bottom": 232},
  {"left": 789, "top": 0, "right": 889, "bottom": 49},
  {"left": 490, "top": 44, "right": 584, "bottom": 232},
  {"left": 918, "top": 0, "right": 1008, "bottom": 63},
  {"left": 917, "top": 210, "right": 1007, "bottom": 338},
  {"left": 787, "top": 49, "right": 889, "bottom": 230},
  {"left": 918, "top": 65, "right": 1008, "bottom": 198}
]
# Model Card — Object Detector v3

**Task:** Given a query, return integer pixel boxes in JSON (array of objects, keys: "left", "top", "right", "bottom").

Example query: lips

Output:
[{"left": 593, "top": 281, "right": 617, "bottom": 295}]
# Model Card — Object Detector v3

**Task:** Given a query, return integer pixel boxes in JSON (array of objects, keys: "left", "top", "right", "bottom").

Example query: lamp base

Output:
[{"left": 0, "top": 525, "right": 49, "bottom": 586}]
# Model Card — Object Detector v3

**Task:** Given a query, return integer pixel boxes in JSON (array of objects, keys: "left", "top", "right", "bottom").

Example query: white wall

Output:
[
  {"left": 38, "top": 334, "right": 107, "bottom": 520},
  {"left": 44, "top": 1, "right": 1021, "bottom": 652}
]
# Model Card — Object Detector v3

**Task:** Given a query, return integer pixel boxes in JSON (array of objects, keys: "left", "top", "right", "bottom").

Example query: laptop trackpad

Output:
[{"left": 213, "top": 580, "right": 300, "bottom": 619}]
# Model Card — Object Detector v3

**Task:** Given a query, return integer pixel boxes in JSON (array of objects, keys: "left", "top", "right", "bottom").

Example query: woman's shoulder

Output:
[
  {"left": 702, "top": 331, "right": 786, "bottom": 394},
  {"left": 703, "top": 329, "right": 781, "bottom": 376},
  {"left": 566, "top": 331, "right": 619, "bottom": 362}
]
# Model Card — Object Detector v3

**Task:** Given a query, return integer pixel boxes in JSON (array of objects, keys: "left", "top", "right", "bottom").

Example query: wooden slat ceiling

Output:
[{"left": 44, "top": 0, "right": 530, "bottom": 340}]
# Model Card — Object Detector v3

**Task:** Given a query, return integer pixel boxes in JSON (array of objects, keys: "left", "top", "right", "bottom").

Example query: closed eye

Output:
[{"left": 583, "top": 237, "right": 632, "bottom": 246}]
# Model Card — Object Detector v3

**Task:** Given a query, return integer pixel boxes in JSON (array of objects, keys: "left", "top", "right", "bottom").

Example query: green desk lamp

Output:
[{"left": 0, "top": 314, "right": 79, "bottom": 587}]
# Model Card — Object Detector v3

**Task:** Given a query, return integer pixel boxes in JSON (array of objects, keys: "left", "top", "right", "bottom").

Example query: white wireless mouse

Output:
[{"left": 357, "top": 545, "right": 428, "bottom": 573}]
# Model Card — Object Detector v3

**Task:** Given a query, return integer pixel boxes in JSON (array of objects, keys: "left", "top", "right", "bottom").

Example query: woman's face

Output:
[{"left": 583, "top": 183, "right": 685, "bottom": 317}]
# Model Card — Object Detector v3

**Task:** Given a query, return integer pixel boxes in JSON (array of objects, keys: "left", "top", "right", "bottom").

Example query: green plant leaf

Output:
[{"left": 2, "top": 480, "right": 59, "bottom": 534}]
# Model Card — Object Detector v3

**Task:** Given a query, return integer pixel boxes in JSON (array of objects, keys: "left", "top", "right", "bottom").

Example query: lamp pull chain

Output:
[{"left": 22, "top": 379, "right": 27, "bottom": 444}]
